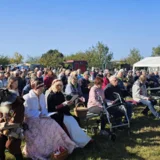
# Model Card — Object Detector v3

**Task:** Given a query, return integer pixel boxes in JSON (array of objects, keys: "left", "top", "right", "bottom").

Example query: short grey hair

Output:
[{"left": 109, "top": 75, "right": 117, "bottom": 82}]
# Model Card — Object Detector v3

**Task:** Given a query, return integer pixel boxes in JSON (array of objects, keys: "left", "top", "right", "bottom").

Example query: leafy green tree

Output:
[
  {"left": 0, "top": 55, "right": 10, "bottom": 66},
  {"left": 65, "top": 42, "right": 113, "bottom": 69},
  {"left": 39, "top": 49, "right": 64, "bottom": 67},
  {"left": 152, "top": 45, "right": 160, "bottom": 56},
  {"left": 10, "top": 52, "right": 24, "bottom": 64},
  {"left": 125, "top": 48, "right": 143, "bottom": 65},
  {"left": 89, "top": 42, "right": 113, "bottom": 69}
]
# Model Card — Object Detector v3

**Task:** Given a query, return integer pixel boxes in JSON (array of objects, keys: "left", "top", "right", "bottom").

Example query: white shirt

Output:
[{"left": 23, "top": 90, "right": 48, "bottom": 118}]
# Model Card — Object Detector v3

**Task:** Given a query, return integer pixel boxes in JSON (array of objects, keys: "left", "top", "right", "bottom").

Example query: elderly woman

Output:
[
  {"left": 65, "top": 75, "right": 85, "bottom": 103},
  {"left": 87, "top": 77, "right": 108, "bottom": 136},
  {"left": 46, "top": 79, "right": 91, "bottom": 148},
  {"left": 23, "top": 79, "right": 76, "bottom": 160}
]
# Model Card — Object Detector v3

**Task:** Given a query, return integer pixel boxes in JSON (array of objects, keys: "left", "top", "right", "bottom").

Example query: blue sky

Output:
[{"left": 0, "top": 0, "right": 160, "bottom": 60}]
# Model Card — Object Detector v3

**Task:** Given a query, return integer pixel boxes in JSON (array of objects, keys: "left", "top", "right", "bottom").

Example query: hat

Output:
[{"left": 0, "top": 89, "right": 17, "bottom": 106}]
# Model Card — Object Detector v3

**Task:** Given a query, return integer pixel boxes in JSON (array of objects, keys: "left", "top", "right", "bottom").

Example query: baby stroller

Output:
[{"left": 98, "top": 92, "right": 130, "bottom": 137}]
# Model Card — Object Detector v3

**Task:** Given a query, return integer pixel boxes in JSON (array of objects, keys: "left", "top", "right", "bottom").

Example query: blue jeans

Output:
[{"left": 140, "top": 99, "right": 159, "bottom": 118}]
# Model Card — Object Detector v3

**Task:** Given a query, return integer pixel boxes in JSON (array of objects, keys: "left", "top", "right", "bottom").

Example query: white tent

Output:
[{"left": 133, "top": 57, "right": 160, "bottom": 72}]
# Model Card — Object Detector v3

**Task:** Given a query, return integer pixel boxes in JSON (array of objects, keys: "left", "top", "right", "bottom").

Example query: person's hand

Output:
[
  {"left": 111, "top": 101, "right": 115, "bottom": 104},
  {"left": 88, "top": 85, "right": 91, "bottom": 89},
  {"left": 79, "top": 97, "right": 85, "bottom": 102},
  {"left": 67, "top": 100, "right": 73, "bottom": 105},
  {"left": 63, "top": 100, "right": 73, "bottom": 106},
  {"left": 146, "top": 97, "right": 150, "bottom": 100}
]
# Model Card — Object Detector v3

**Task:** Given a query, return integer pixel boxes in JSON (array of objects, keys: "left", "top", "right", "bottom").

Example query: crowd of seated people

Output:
[{"left": 0, "top": 66, "right": 160, "bottom": 159}]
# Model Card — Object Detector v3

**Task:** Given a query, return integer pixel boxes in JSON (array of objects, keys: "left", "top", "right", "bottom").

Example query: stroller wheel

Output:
[{"left": 109, "top": 133, "right": 116, "bottom": 142}]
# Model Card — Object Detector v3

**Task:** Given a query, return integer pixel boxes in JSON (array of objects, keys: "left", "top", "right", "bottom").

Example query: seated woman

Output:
[
  {"left": 65, "top": 75, "right": 85, "bottom": 103},
  {"left": 46, "top": 79, "right": 91, "bottom": 148},
  {"left": 23, "top": 79, "right": 77, "bottom": 160},
  {"left": 87, "top": 77, "right": 108, "bottom": 136}
]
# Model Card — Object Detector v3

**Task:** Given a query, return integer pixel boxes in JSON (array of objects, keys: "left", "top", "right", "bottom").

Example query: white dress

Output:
[{"left": 63, "top": 115, "right": 91, "bottom": 148}]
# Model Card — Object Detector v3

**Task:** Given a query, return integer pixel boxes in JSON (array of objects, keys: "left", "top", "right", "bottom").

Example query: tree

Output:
[
  {"left": 39, "top": 49, "right": 64, "bottom": 67},
  {"left": 10, "top": 52, "right": 24, "bottom": 64},
  {"left": 91, "top": 41, "right": 113, "bottom": 69},
  {"left": 152, "top": 45, "right": 160, "bottom": 56},
  {"left": 125, "top": 48, "right": 143, "bottom": 65},
  {"left": 0, "top": 55, "right": 10, "bottom": 66},
  {"left": 65, "top": 42, "right": 113, "bottom": 69},
  {"left": 26, "top": 55, "right": 40, "bottom": 64}
]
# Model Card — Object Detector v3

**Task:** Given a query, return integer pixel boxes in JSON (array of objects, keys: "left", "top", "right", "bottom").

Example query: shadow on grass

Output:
[{"left": 68, "top": 107, "right": 160, "bottom": 160}]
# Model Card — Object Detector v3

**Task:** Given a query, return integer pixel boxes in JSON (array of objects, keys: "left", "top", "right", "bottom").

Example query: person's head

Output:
[
  {"left": 136, "top": 70, "right": 140, "bottom": 76},
  {"left": 94, "top": 77, "right": 103, "bottom": 88},
  {"left": 139, "top": 75, "right": 146, "bottom": 84},
  {"left": 83, "top": 71, "right": 90, "bottom": 80},
  {"left": 47, "top": 70, "right": 54, "bottom": 78},
  {"left": 70, "top": 71, "right": 78, "bottom": 77},
  {"left": 31, "top": 79, "right": 44, "bottom": 96},
  {"left": 37, "top": 71, "right": 42, "bottom": 78},
  {"left": 104, "top": 69, "right": 109, "bottom": 74},
  {"left": 109, "top": 75, "right": 118, "bottom": 87},
  {"left": 30, "top": 75, "right": 37, "bottom": 86},
  {"left": 77, "top": 69, "right": 81, "bottom": 75},
  {"left": 0, "top": 72, "right": 4, "bottom": 80},
  {"left": 117, "top": 70, "right": 124, "bottom": 78},
  {"left": 7, "top": 77, "right": 18, "bottom": 90},
  {"left": 65, "top": 69, "right": 71, "bottom": 76},
  {"left": 149, "top": 71, "right": 154, "bottom": 76},
  {"left": 154, "top": 71, "right": 159, "bottom": 75},
  {"left": 61, "top": 68, "right": 66, "bottom": 74},
  {"left": 50, "top": 79, "right": 63, "bottom": 92},
  {"left": 128, "top": 70, "right": 132, "bottom": 76},
  {"left": 141, "top": 70, "right": 146, "bottom": 76},
  {"left": 104, "top": 72, "right": 110, "bottom": 78},
  {"left": 4, "top": 72, "right": 10, "bottom": 79},
  {"left": 70, "top": 75, "right": 78, "bottom": 85},
  {"left": 34, "top": 67, "right": 39, "bottom": 73},
  {"left": 14, "top": 70, "right": 20, "bottom": 78}
]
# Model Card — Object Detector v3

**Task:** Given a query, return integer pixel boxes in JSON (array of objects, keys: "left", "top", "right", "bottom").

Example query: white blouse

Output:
[{"left": 23, "top": 90, "right": 48, "bottom": 118}]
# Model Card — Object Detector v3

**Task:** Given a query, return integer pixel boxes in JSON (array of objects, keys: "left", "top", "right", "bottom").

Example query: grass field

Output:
[{"left": 6, "top": 106, "right": 160, "bottom": 160}]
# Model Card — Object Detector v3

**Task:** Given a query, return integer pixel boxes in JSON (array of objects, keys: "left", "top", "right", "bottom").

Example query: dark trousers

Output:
[{"left": 0, "top": 134, "right": 22, "bottom": 160}]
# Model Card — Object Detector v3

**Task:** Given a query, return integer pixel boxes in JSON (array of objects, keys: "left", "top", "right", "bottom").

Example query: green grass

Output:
[{"left": 6, "top": 106, "right": 160, "bottom": 160}]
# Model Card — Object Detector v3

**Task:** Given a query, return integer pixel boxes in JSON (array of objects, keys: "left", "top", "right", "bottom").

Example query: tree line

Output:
[{"left": 1, "top": 42, "right": 160, "bottom": 69}]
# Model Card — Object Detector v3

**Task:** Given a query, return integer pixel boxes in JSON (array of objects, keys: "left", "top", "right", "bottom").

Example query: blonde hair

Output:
[
  {"left": 65, "top": 69, "right": 71, "bottom": 76},
  {"left": 139, "top": 75, "right": 146, "bottom": 82},
  {"left": 50, "top": 79, "right": 63, "bottom": 93},
  {"left": 68, "top": 71, "right": 77, "bottom": 83}
]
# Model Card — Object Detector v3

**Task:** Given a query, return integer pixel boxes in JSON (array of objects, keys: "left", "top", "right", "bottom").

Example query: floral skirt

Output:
[{"left": 23, "top": 117, "right": 77, "bottom": 160}]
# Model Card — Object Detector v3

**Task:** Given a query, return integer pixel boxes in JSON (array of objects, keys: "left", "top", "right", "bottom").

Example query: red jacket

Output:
[
  {"left": 44, "top": 76, "right": 54, "bottom": 89},
  {"left": 102, "top": 77, "right": 109, "bottom": 90}
]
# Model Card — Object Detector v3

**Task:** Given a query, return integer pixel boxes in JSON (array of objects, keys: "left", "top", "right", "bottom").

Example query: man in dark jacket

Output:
[
  {"left": 104, "top": 75, "right": 133, "bottom": 121},
  {"left": 79, "top": 71, "right": 91, "bottom": 106}
]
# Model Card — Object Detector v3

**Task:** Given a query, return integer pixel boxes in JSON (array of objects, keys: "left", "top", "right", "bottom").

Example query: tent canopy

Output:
[{"left": 133, "top": 57, "right": 160, "bottom": 68}]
